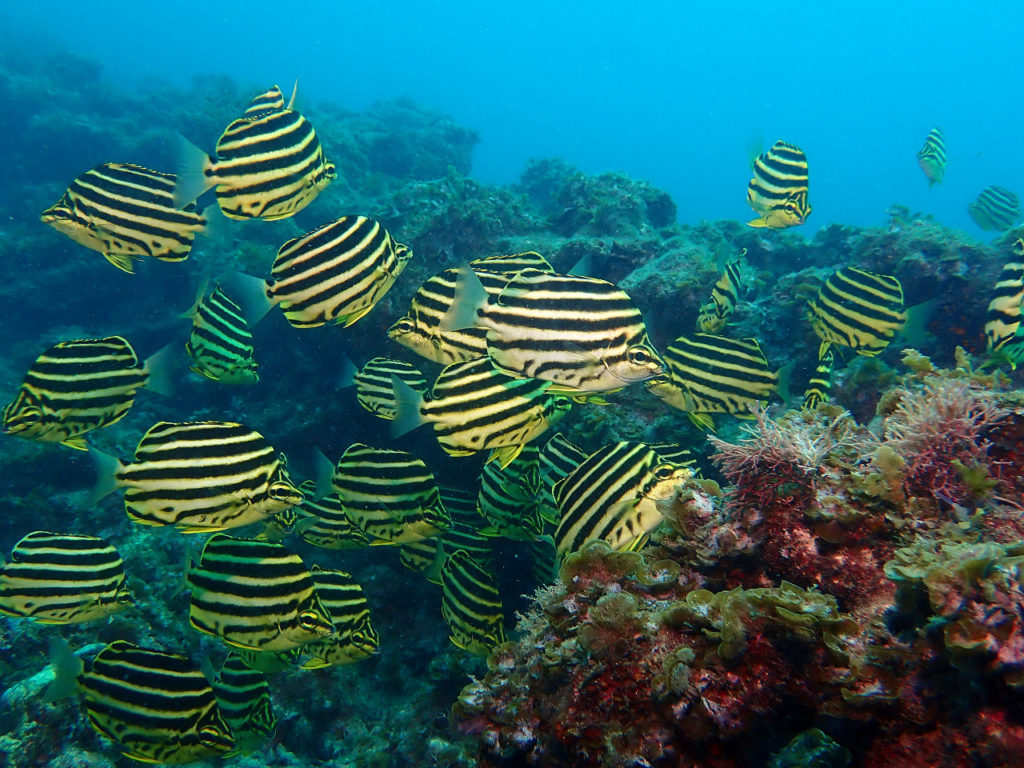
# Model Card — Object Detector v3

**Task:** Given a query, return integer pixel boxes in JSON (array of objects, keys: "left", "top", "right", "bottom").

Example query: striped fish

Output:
[
  {"left": 71, "top": 640, "right": 235, "bottom": 763},
  {"left": 233, "top": 647, "right": 303, "bottom": 674},
  {"left": 477, "top": 444, "right": 545, "bottom": 540},
  {"left": 986, "top": 239, "right": 1024, "bottom": 356},
  {"left": 553, "top": 442, "right": 693, "bottom": 560},
  {"left": 539, "top": 432, "right": 588, "bottom": 525},
  {"left": 399, "top": 485, "right": 493, "bottom": 582},
  {"left": 213, "top": 652, "right": 276, "bottom": 753},
  {"left": 746, "top": 140, "right": 811, "bottom": 229},
  {"left": 696, "top": 253, "right": 744, "bottom": 333},
  {"left": 389, "top": 253, "right": 553, "bottom": 365},
  {"left": 650, "top": 443, "right": 699, "bottom": 470},
  {"left": 187, "top": 534, "right": 334, "bottom": 651},
  {"left": 92, "top": 421, "right": 303, "bottom": 533},
  {"left": 391, "top": 356, "right": 574, "bottom": 468},
  {"left": 301, "top": 566, "right": 379, "bottom": 669},
  {"left": 184, "top": 285, "right": 259, "bottom": 384},
  {"left": 341, "top": 356, "right": 428, "bottom": 420},
  {"left": 807, "top": 267, "right": 906, "bottom": 358},
  {"left": 242, "top": 83, "right": 291, "bottom": 117},
  {"left": 968, "top": 186, "right": 1021, "bottom": 232},
  {"left": 917, "top": 127, "right": 947, "bottom": 187},
  {"left": 332, "top": 442, "right": 451, "bottom": 545},
  {"left": 645, "top": 333, "right": 779, "bottom": 430},
  {"left": 240, "top": 216, "right": 413, "bottom": 329},
  {"left": 176, "top": 83, "right": 336, "bottom": 220},
  {"left": 0, "top": 531, "right": 131, "bottom": 624},
  {"left": 802, "top": 348, "right": 835, "bottom": 409},
  {"left": 440, "top": 550, "right": 507, "bottom": 657},
  {"left": 443, "top": 268, "right": 665, "bottom": 394},
  {"left": 2, "top": 336, "right": 173, "bottom": 450},
  {"left": 41, "top": 162, "right": 206, "bottom": 273},
  {"left": 263, "top": 482, "right": 369, "bottom": 549}
]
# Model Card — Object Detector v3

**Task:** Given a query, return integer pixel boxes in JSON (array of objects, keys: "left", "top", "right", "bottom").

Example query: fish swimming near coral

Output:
[
  {"left": 231, "top": 215, "right": 413, "bottom": 329},
  {"left": 264, "top": 481, "right": 369, "bottom": 550},
  {"left": 91, "top": 420, "right": 302, "bottom": 533},
  {"left": 332, "top": 442, "right": 451, "bottom": 545},
  {"left": 176, "top": 83, "right": 335, "bottom": 220},
  {"left": 341, "top": 356, "right": 428, "bottom": 420},
  {"left": 183, "top": 284, "right": 259, "bottom": 384},
  {"left": 968, "top": 186, "right": 1021, "bottom": 232},
  {"left": 552, "top": 441, "right": 693, "bottom": 559},
  {"left": 388, "top": 252, "right": 554, "bottom": 365},
  {"left": 477, "top": 444, "right": 545, "bottom": 540},
  {"left": 212, "top": 652, "right": 277, "bottom": 754},
  {"left": 442, "top": 267, "right": 665, "bottom": 394},
  {"left": 802, "top": 347, "right": 835, "bottom": 409},
  {"left": 696, "top": 253, "right": 745, "bottom": 333},
  {"left": 984, "top": 238, "right": 1024, "bottom": 365},
  {"left": 187, "top": 534, "right": 335, "bottom": 652},
  {"left": 645, "top": 332, "right": 780, "bottom": 430},
  {"left": 300, "top": 565, "right": 379, "bottom": 669},
  {"left": 2, "top": 336, "right": 173, "bottom": 450},
  {"left": 440, "top": 549, "right": 507, "bottom": 656},
  {"left": 41, "top": 162, "right": 207, "bottom": 273},
  {"left": 47, "top": 639, "right": 235, "bottom": 764},
  {"left": 0, "top": 531, "right": 132, "bottom": 624},
  {"left": 391, "top": 356, "right": 573, "bottom": 467},
  {"left": 917, "top": 127, "right": 947, "bottom": 186},
  {"left": 806, "top": 267, "right": 906, "bottom": 358},
  {"left": 746, "top": 140, "right": 811, "bottom": 229}
]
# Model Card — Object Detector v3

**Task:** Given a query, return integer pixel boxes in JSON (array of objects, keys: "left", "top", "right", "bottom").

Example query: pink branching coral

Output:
[{"left": 882, "top": 378, "right": 1007, "bottom": 510}]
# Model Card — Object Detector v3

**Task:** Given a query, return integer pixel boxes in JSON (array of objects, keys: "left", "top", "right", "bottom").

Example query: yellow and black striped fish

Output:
[
  {"left": 984, "top": 239, "right": 1024, "bottom": 366},
  {"left": 341, "top": 356, "right": 428, "bottom": 420},
  {"left": 538, "top": 432, "right": 588, "bottom": 524},
  {"left": 746, "top": 140, "right": 811, "bottom": 229},
  {"left": 392, "top": 356, "right": 574, "bottom": 468},
  {"left": 263, "top": 481, "right": 369, "bottom": 550},
  {"left": 41, "top": 162, "right": 206, "bottom": 273},
  {"left": 388, "top": 253, "right": 553, "bottom": 365},
  {"left": 443, "top": 268, "right": 665, "bottom": 393},
  {"left": 807, "top": 267, "right": 906, "bottom": 358},
  {"left": 332, "top": 442, "right": 451, "bottom": 545},
  {"left": 917, "top": 127, "right": 947, "bottom": 187},
  {"left": 242, "top": 83, "right": 291, "bottom": 117},
  {"left": 477, "top": 444, "right": 545, "bottom": 540},
  {"left": 645, "top": 333, "right": 779, "bottom": 430},
  {"left": 440, "top": 550, "right": 507, "bottom": 657},
  {"left": 696, "top": 252, "right": 744, "bottom": 333},
  {"left": 176, "top": 84, "right": 335, "bottom": 220},
  {"left": 801, "top": 348, "right": 835, "bottom": 409},
  {"left": 553, "top": 442, "right": 692, "bottom": 560},
  {"left": 301, "top": 565, "right": 379, "bottom": 669},
  {"left": 968, "top": 186, "right": 1021, "bottom": 232},
  {"left": 92, "top": 420, "right": 302, "bottom": 533},
  {"left": 184, "top": 285, "right": 259, "bottom": 384},
  {"left": 232, "top": 216, "right": 412, "bottom": 329},
  {"left": 187, "top": 534, "right": 334, "bottom": 652},
  {"left": 58, "top": 640, "right": 235, "bottom": 764},
  {"left": 400, "top": 485, "right": 495, "bottom": 582},
  {"left": 0, "top": 531, "right": 131, "bottom": 624},
  {"left": 212, "top": 652, "right": 276, "bottom": 754},
  {"left": 2, "top": 336, "right": 173, "bottom": 451}
]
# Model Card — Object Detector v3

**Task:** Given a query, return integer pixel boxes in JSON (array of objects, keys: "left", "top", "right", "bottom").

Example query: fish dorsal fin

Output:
[{"left": 287, "top": 80, "right": 298, "bottom": 110}]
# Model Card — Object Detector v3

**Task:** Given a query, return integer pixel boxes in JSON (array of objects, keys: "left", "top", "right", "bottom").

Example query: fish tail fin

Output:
[
  {"left": 311, "top": 447, "right": 335, "bottom": 500},
  {"left": 43, "top": 636, "right": 84, "bottom": 703},
  {"left": 338, "top": 353, "right": 358, "bottom": 388},
  {"left": 902, "top": 298, "right": 939, "bottom": 346},
  {"left": 87, "top": 447, "right": 125, "bottom": 507},
  {"left": 568, "top": 252, "right": 593, "bottom": 276},
  {"left": 390, "top": 375, "right": 426, "bottom": 438},
  {"left": 224, "top": 271, "right": 274, "bottom": 326},
  {"left": 179, "top": 276, "right": 212, "bottom": 320},
  {"left": 775, "top": 361, "right": 795, "bottom": 403},
  {"left": 439, "top": 266, "right": 487, "bottom": 331},
  {"left": 142, "top": 343, "right": 178, "bottom": 398},
  {"left": 174, "top": 134, "right": 215, "bottom": 209}
]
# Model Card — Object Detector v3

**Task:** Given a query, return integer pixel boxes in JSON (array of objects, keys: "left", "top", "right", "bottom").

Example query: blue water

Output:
[{"left": 4, "top": 0, "right": 1020, "bottom": 234}]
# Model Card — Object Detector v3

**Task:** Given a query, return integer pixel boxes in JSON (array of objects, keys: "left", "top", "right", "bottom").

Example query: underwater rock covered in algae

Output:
[{"left": 455, "top": 358, "right": 1024, "bottom": 767}]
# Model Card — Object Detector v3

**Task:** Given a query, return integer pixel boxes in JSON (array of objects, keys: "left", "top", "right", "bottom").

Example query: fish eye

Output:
[
  {"left": 654, "top": 464, "right": 676, "bottom": 480},
  {"left": 269, "top": 481, "right": 302, "bottom": 503},
  {"left": 391, "top": 319, "right": 415, "bottom": 334},
  {"left": 628, "top": 348, "right": 652, "bottom": 365},
  {"left": 198, "top": 725, "right": 228, "bottom": 747}
]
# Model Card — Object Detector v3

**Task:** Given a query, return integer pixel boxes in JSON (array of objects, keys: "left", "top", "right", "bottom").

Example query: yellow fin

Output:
[
  {"left": 686, "top": 412, "right": 717, "bottom": 432},
  {"left": 745, "top": 217, "right": 771, "bottom": 229},
  {"left": 61, "top": 436, "right": 89, "bottom": 451},
  {"left": 488, "top": 444, "right": 524, "bottom": 469},
  {"left": 103, "top": 251, "right": 137, "bottom": 273},
  {"left": 338, "top": 305, "right": 374, "bottom": 328}
]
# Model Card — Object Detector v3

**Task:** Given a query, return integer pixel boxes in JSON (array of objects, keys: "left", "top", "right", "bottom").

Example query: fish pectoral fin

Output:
[
  {"left": 102, "top": 252, "right": 138, "bottom": 273},
  {"left": 686, "top": 412, "right": 717, "bottom": 432},
  {"left": 337, "top": 305, "right": 374, "bottom": 328},
  {"left": 488, "top": 444, "right": 524, "bottom": 469},
  {"left": 745, "top": 216, "right": 770, "bottom": 228},
  {"left": 61, "top": 436, "right": 89, "bottom": 451}
]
